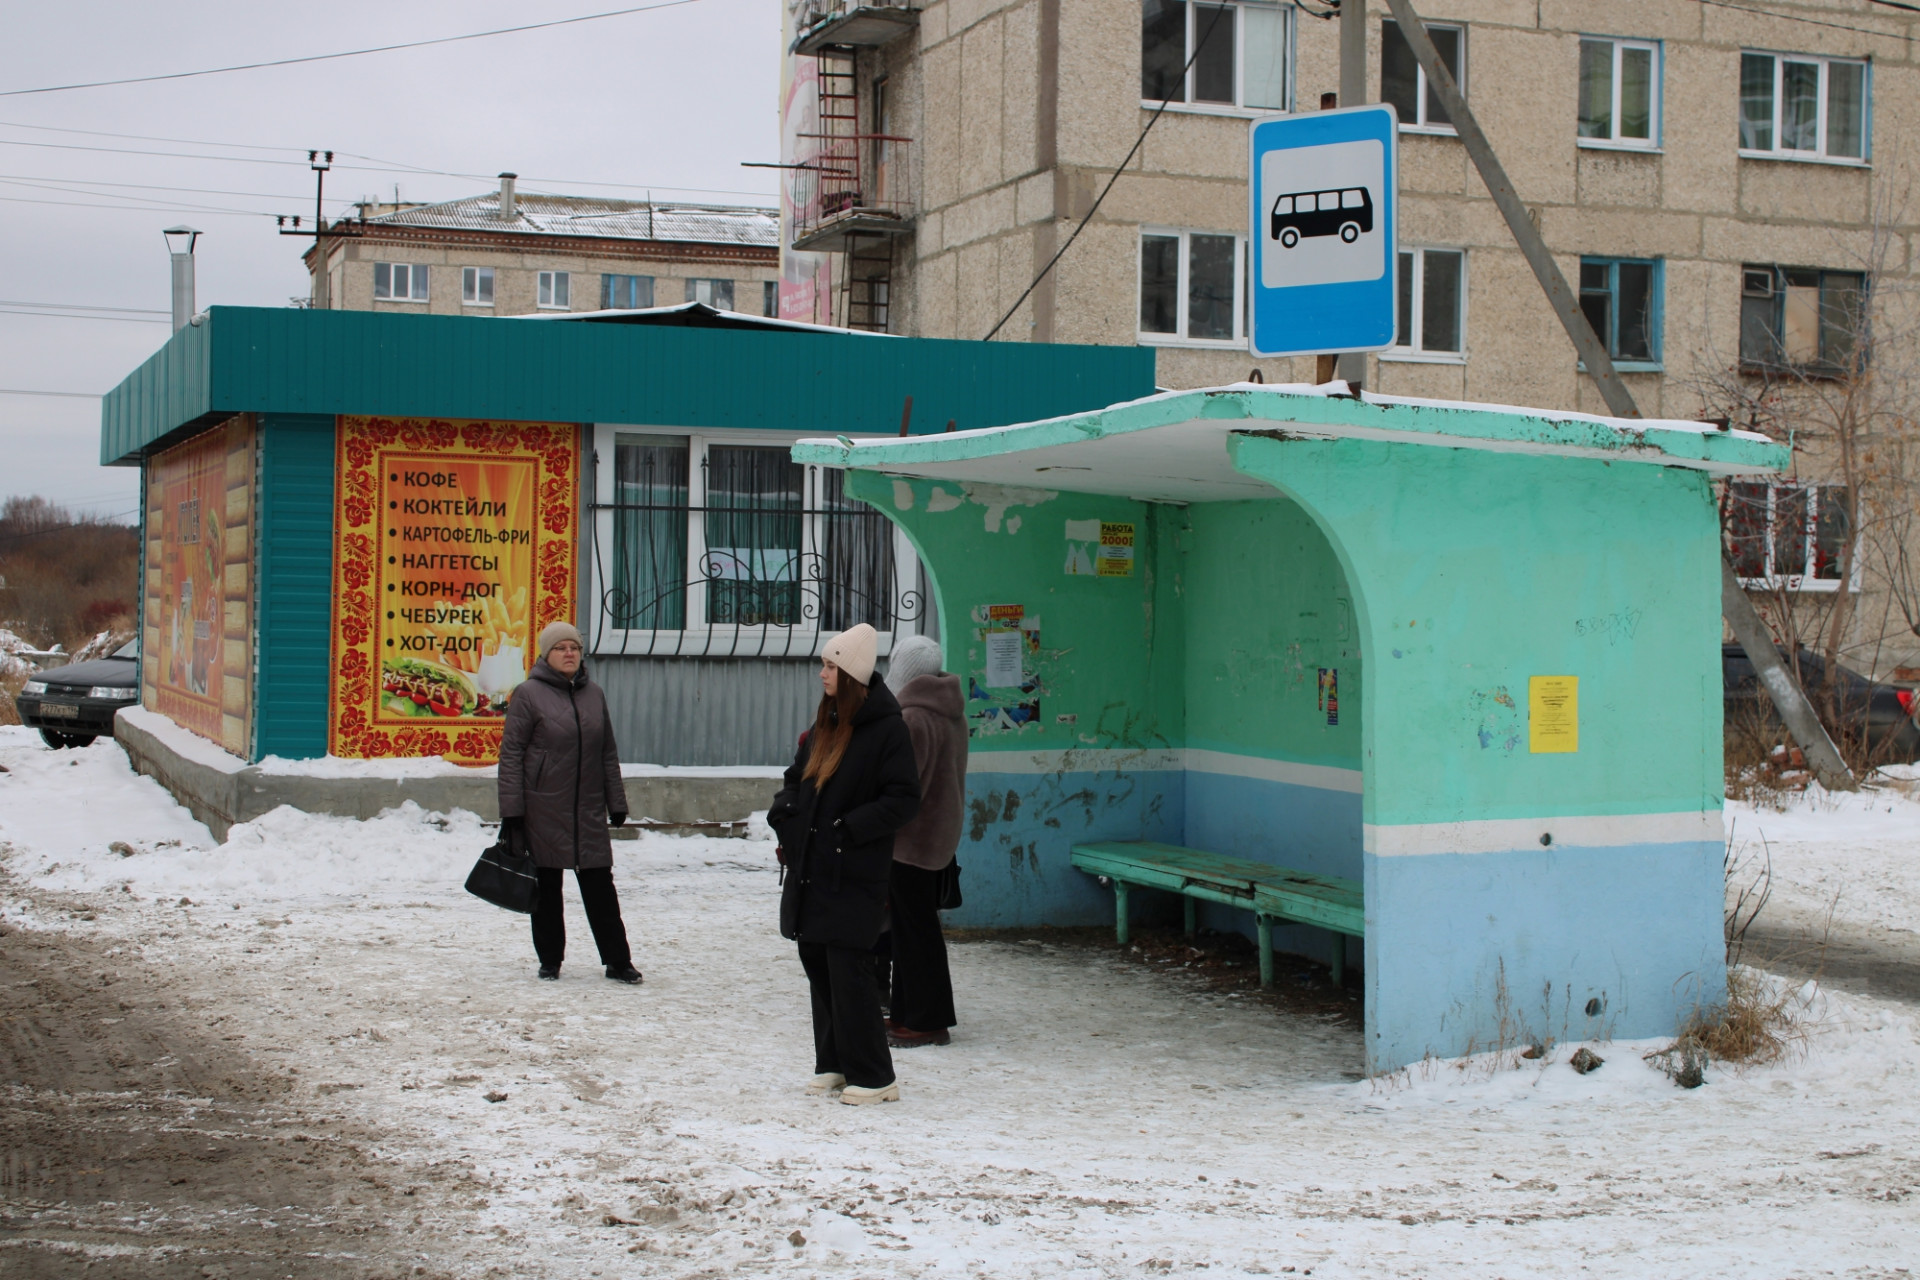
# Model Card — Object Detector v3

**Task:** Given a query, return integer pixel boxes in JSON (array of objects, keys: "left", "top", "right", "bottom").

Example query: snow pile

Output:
[
  {"left": 69, "top": 628, "right": 134, "bottom": 663},
  {"left": 0, "top": 627, "right": 44, "bottom": 679},
  {"left": 1728, "top": 774, "right": 1920, "bottom": 934}
]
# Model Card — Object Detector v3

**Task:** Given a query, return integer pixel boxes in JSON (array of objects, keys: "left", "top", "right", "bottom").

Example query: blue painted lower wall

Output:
[{"left": 1363, "top": 840, "right": 1727, "bottom": 1072}]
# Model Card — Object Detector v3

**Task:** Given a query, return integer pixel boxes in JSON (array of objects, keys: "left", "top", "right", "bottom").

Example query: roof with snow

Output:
[
  {"left": 351, "top": 191, "right": 778, "bottom": 248},
  {"left": 794, "top": 382, "right": 1791, "bottom": 501}
]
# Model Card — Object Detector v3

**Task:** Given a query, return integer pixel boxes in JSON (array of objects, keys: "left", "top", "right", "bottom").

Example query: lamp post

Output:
[{"left": 162, "top": 225, "right": 201, "bottom": 331}]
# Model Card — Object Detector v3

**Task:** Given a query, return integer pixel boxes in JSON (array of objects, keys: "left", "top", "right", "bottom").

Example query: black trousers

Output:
[
  {"left": 531, "top": 865, "right": 632, "bottom": 970},
  {"left": 797, "top": 941, "right": 894, "bottom": 1089},
  {"left": 888, "top": 862, "right": 957, "bottom": 1032}
]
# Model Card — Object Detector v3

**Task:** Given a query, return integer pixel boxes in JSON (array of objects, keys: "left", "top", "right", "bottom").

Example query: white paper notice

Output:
[{"left": 984, "top": 631, "right": 1023, "bottom": 687}]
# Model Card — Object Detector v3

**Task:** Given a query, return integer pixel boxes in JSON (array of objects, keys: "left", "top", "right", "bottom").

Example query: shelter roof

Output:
[
  {"left": 514, "top": 301, "right": 888, "bottom": 336},
  {"left": 793, "top": 383, "right": 1791, "bottom": 502},
  {"left": 351, "top": 192, "right": 777, "bottom": 248}
]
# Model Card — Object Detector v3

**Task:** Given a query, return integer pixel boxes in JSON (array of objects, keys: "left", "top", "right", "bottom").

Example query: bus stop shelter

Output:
[{"left": 795, "top": 383, "right": 1788, "bottom": 1072}]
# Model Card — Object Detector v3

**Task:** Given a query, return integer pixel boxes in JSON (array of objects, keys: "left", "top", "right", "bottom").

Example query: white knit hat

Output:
[
  {"left": 887, "top": 634, "right": 944, "bottom": 688},
  {"left": 538, "top": 621, "right": 583, "bottom": 657},
  {"left": 821, "top": 623, "right": 878, "bottom": 686}
]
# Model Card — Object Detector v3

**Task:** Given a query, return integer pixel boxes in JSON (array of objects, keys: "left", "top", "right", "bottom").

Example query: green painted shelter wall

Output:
[
  {"left": 1182, "top": 501, "right": 1362, "bottom": 772},
  {"left": 103, "top": 308, "right": 1156, "bottom": 466},
  {"left": 253, "top": 414, "right": 337, "bottom": 762}
]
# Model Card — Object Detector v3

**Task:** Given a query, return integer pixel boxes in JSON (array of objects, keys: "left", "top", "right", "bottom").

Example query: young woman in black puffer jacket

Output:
[{"left": 770, "top": 623, "right": 920, "bottom": 1105}]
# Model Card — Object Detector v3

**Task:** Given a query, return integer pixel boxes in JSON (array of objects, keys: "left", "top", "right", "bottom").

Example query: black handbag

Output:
[
  {"left": 937, "top": 860, "right": 963, "bottom": 911},
  {"left": 465, "top": 835, "right": 540, "bottom": 914}
]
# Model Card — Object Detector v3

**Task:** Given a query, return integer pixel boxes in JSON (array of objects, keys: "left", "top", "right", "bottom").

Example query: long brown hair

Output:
[{"left": 802, "top": 667, "right": 868, "bottom": 787}]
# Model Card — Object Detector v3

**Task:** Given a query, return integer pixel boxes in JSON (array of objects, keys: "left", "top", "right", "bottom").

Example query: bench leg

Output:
[
  {"left": 1114, "top": 880, "right": 1131, "bottom": 947},
  {"left": 1329, "top": 930, "right": 1346, "bottom": 987},
  {"left": 1183, "top": 896, "right": 1196, "bottom": 938},
  {"left": 1256, "top": 914, "right": 1274, "bottom": 989}
]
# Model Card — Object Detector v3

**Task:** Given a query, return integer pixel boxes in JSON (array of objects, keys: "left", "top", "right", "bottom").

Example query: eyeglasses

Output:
[{"left": 552, "top": 642, "right": 583, "bottom": 654}]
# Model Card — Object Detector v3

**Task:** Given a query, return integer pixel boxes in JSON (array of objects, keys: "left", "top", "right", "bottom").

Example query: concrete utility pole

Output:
[
  {"left": 1333, "top": 0, "right": 1368, "bottom": 391},
  {"left": 1378, "top": 0, "right": 1855, "bottom": 789}
]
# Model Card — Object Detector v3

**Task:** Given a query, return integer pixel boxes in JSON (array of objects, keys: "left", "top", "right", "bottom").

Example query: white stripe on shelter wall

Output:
[
  {"left": 1364, "top": 810, "right": 1725, "bottom": 857},
  {"left": 962, "top": 748, "right": 1362, "bottom": 794}
]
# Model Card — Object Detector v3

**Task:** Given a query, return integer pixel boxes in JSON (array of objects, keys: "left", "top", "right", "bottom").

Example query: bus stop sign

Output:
[{"left": 1248, "top": 104, "right": 1399, "bottom": 358}]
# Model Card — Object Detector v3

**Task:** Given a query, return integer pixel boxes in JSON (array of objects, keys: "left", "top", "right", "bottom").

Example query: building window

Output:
[
  {"left": 1740, "top": 51, "right": 1868, "bottom": 161},
  {"left": 596, "top": 430, "right": 922, "bottom": 653},
  {"left": 1388, "top": 247, "right": 1465, "bottom": 359},
  {"left": 764, "top": 281, "right": 780, "bottom": 318},
  {"left": 1381, "top": 19, "right": 1463, "bottom": 132},
  {"left": 537, "top": 271, "right": 571, "bottom": 309},
  {"left": 686, "top": 278, "right": 736, "bottom": 310},
  {"left": 1140, "top": 0, "right": 1290, "bottom": 112},
  {"left": 1725, "top": 481, "right": 1855, "bottom": 590},
  {"left": 1740, "top": 264, "right": 1865, "bottom": 375},
  {"left": 373, "top": 262, "right": 428, "bottom": 302},
  {"left": 1139, "top": 228, "right": 1244, "bottom": 345},
  {"left": 602, "top": 274, "right": 654, "bottom": 309},
  {"left": 1578, "top": 37, "right": 1659, "bottom": 148},
  {"left": 1577, "top": 257, "right": 1661, "bottom": 367},
  {"left": 461, "top": 267, "right": 495, "bottom": 306}
]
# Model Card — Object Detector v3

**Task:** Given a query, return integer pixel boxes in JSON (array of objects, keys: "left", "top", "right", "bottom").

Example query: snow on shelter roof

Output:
[
  {"left": 358, "top": 191, "right": 777, "bottom": 247},
  {"left": 792, "top": 383, "right": 1791, "bottom": 503}
]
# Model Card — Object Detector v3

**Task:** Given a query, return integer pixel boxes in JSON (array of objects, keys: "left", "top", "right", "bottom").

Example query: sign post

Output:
[{"left": 1248, "top": 104, "right": 1399, "bottom": 359}]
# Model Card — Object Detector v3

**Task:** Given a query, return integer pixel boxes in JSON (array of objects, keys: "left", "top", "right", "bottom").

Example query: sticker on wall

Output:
[
  {"left": 1529, "top": 675, "right": 1579, "bottom": 753},
  {"left": 1097, "top": 522, "right": 1136, "bottom": 577},
  {"left": 1063, "top": 519, "right": 1100, "bottom": 575},
  {"left": 1318, "top": 667, "right": 1339, "bottom": 726},
  {"left": 969, "top": 602, "right": 1045, "bottom": 735}
]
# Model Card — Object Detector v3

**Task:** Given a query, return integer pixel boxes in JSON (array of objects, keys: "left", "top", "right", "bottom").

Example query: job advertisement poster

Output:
[{"left": 328, "top": 416, "right": 579, "bottom": 765}]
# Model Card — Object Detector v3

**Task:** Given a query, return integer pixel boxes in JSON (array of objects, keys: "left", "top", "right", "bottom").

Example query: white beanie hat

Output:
[
  {"left": 887, "top": 634, "right": 943, "bottom": 689},
  {"left": 821, "top": 623, "right": 878, "bottom": 686},
  {"left": 538, "top": 621, "right": 583, "bottom": 657}
]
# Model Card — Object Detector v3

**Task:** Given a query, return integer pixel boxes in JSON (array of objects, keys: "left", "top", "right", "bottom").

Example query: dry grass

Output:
[{"left": 0, "top": 670, "right": 24, "bottom": 728}]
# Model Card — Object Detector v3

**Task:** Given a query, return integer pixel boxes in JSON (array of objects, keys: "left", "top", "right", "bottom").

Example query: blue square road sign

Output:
[{"left": 1248, "top": 104, "right": 1399, "bottom": 358}]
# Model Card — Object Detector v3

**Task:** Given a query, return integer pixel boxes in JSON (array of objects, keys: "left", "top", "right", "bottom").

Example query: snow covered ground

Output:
[
  {"left": 3, "top": 725, "right": 1919, "bottom": 1277},
  {"left": 1728, "top": 766, "right": 1920, "bottom": 938}
]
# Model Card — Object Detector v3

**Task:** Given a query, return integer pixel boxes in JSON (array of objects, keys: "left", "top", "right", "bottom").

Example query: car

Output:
[
  {"left": 14, "top": 640, "right": 140, "bottom": 749},
  {"left": 1723, "top": 642, "right": 1920, "bottom": 763}
]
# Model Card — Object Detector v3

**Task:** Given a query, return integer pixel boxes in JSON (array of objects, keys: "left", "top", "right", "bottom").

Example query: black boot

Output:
[
  {"left": 605, "top": 965, "right": 643, "bottom": 985},
  {"left": 538, "top": 964, "right": 560, "bottom": 980}
]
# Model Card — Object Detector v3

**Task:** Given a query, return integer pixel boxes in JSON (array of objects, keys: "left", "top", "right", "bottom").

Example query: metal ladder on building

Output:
[{"left": 811, "top": 52, "right": 894, "bottom": 333}]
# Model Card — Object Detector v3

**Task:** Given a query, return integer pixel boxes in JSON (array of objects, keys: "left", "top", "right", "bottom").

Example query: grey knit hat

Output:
[
  {"left": 537, "top": 621, "right": 583, "bottom": 657},
  {"left": 886, "top": 634, "right": 944, "bottom": 689}
]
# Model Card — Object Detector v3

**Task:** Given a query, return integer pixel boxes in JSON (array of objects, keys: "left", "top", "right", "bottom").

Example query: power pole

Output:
[{"left": 1378, "top": 0, "right": 1854, "bottom": 789}]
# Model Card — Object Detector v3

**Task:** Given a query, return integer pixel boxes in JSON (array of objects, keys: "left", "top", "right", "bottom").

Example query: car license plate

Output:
[{"left": 40, "top": 702, "right": 78, "bottom": 718}]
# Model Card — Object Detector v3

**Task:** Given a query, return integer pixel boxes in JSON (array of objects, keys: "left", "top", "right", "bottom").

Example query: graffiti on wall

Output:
[{"left": 328, "top": 416, "right": 579, "bottom": 766}]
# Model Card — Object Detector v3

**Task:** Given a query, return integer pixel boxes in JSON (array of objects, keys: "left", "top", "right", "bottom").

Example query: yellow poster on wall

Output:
[
  {"left": 1529, "top": 675, "right": 1579, "bottom": 753},
  {"left": 328, "top": 416, "right": 579, "bottom": 766},
  {"left": 146, "top": 416, "right": 253, "bottom": 755}
]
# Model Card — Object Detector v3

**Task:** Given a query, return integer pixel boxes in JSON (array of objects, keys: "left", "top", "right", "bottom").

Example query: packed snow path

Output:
[{"left": 3, "top": 728, "right": 1919, "bottom": 1278}]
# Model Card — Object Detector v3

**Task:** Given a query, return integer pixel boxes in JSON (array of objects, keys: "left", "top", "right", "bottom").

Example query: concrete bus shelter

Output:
[{"left": 796, "top": 384, "right": 1789, "bottom": 1071}]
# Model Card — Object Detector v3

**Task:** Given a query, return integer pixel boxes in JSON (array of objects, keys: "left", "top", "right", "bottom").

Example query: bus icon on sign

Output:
[{"left": 1270, "top": 187, "right": 1373, "bottom": 248}]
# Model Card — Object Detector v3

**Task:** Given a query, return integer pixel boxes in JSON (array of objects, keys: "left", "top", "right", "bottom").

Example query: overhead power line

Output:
[
  {"left": 0, "top": 299, "right": 168, "bottom": 316},
  {"left": 0, "top": 388, "right": 105, "bottom": 398},
  {"left": 0, "top": 1, "right": 707, "bottom": 98},
  {"left": 1698, "top": 0, "right": 1915, "bottom": 38},
  {"left": 0, "top": 305, "right": 171, "bottom": 323}
]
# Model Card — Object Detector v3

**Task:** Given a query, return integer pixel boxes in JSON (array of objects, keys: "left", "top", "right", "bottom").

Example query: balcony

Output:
[
  {"left": 791, "top": 0, "right": 921, "bottom": 55},
  {"left": 790, "top": 137, "right": 915, "bottom": 253}
]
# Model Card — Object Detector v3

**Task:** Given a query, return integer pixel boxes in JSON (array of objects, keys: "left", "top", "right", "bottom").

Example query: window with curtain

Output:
[
  {"left": 1578, "top": 36, "right": 1659, "bottom": 148},
  {"left": 1381, "top": 19, "right": 1464, "bottom": 130},
  {"left": 1390, "top": 247, "right": 1465, "bottom": 358},
  {"left": 1725, "top": 481, "right": 1854, "bottom": 587},
  {"left": 603, "top": 274, "right": 654, "bottom": 309},
  {"left": 704, "top": 445, "right": 804, "bottom": 626},
  {"left": 1140, "top": 0, "right": 1290, "bottom": 111},
  {"left": 818, "top": 468, "right": 896, "bottom": 632},
  {"left": 611, "top": 435, "right": 690, "bottom": 631},
  {"left": 1740, "top": 50, "right": 1868, "bottom": 161}
]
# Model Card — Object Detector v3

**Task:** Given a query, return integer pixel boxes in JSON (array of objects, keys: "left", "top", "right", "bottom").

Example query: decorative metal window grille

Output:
[{"left": 589, "top": 434, "right": 924, "bottom": 657}]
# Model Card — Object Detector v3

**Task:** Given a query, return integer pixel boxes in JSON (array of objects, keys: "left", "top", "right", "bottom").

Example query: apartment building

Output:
[
  {"left": 785, "top": 0, "right": 1920, "bottom": 679},
  {"left": 306, "top": 174, "right": 781, "bottom": 320}
]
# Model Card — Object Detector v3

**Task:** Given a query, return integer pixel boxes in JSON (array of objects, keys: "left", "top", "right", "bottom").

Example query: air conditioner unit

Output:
[{"left": 1743, "top": 269, "right": 1775, "bottom": 299}]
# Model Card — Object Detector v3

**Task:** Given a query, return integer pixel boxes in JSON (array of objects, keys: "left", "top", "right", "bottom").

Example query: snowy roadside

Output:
[
  {"left": 3, "top": 727, "right": 1919, "bottom": 1277},
  {"left": 1727, "top": 765, "right": 1920, "bottom": 938}
]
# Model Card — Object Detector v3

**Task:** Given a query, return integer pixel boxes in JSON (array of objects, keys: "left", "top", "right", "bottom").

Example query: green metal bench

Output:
[{"left": 1070, "top": 840, "right": 1364, "bottom": 988}]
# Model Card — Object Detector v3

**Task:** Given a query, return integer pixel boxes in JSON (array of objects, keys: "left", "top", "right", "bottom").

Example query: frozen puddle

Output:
[{"left": 3, "top": 725, "right": 1920, "bottom": 1276}]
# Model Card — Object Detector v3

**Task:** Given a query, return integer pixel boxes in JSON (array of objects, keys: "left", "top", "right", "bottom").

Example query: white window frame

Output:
[
  {"left": 1382, "top": 19, "right": 1465, "bottom": 135},
  {"left": 587, "top": 425, "right": 926, "bottom": 657},
  {"left": 1739, "top": 50, "right": 1871, "bottom": 165},
  {"left": 1140, "top": 0, "right": 1294, "bottom": 118},
  {"left": 1136, "top": 227, "right": 1248, "bottom": 349},
  {"left": 1382, "top": 246, "right": 1467, "bottom": 364},
  {"left": 372, "top": 262, "right": 428, "bottom": 302},
  {"left": 537, "top": 270, "right": 571, "bottom": 310},
  {"left": 1577, "top": 36, "right": 1661, "bottom": 151},
  {"left": 461, "top": 266, "right": 495, "bottom": 307},
  {"left": 1729, "top": 481, "right": 1861, "bottom": 593}
]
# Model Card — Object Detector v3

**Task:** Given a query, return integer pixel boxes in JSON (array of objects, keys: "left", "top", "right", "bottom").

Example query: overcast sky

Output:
[{"left": 0, "top": 0, "right": 782, "bottom": 521}]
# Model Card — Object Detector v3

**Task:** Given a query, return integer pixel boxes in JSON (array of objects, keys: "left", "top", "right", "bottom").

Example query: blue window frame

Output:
[
  {"left": 602, "top": 274, "right": 654, "bottom": 310},
  {"left": 1578, "top": 257, "right": 1662, "bottom": 369}
]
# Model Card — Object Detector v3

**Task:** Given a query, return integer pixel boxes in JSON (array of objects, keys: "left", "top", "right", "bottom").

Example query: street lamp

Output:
[{"left": 162, "top": 225, "right": 201, "bottom": 332}]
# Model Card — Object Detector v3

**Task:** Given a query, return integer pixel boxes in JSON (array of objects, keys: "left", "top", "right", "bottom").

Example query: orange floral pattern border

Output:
[{"left": 327, "top": 416, "right": 579, "bottom": 766}]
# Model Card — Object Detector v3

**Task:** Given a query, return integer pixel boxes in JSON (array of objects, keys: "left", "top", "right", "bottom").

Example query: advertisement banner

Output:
[
  {"left": 778, "top": 0, "right": 834, "bottom": 324},
  {"left": 145, "top": 415, "right": 254, "bottom": 755},
  {"left": 328, "top": 416, "right": 579, "bottom": 766}
]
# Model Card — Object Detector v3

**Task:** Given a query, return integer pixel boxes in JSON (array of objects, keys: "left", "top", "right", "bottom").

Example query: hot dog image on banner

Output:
[{"left": 328, "top": 416, "right": 579, "bottom": 765}]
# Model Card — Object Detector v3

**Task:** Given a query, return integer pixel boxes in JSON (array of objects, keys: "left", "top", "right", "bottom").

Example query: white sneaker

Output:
[
  {"left": 838, "top": 1081, "right": 900, "bottom": 1105},
  {"left": 806, "top": 1072, "right": 846, "bottom": 1094}
]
